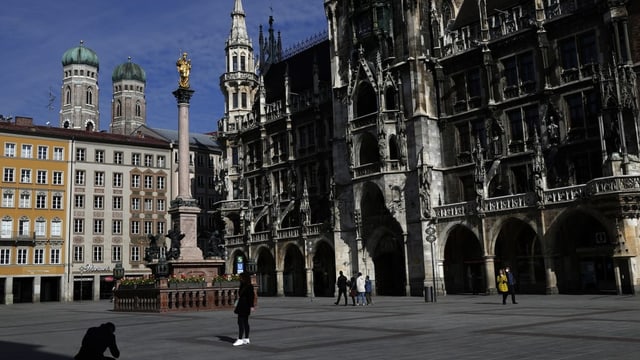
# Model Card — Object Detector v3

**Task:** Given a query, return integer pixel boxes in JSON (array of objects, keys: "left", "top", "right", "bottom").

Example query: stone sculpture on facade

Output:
[{"left": 166, "top": 228, "right": 185, "bottom": 260}]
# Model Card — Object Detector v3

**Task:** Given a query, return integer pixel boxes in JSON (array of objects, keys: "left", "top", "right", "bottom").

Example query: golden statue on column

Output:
[{"left": 176, "top": 52, "right": 191, "bottom": 88}]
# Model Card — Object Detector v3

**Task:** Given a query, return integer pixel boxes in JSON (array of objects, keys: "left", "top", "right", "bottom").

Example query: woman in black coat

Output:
[{"left": 233, "top": 272, "right": 255, "bottom": 346}]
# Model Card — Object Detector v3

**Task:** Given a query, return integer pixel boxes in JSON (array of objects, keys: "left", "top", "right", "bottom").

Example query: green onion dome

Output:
[
  {"left": 61, "top": 40, "right": 99, "bottom": 69},
  {"left": 112, "top": 57, "right": 146, "bottom": 83}
]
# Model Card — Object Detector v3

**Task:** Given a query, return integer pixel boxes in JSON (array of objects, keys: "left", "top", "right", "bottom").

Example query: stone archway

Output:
[
  {"left": 443, "top": 225, "right": 484, "bottom": 294},
  {"left": 283, "top": 245, "right": 306, "bottom": 296},
  {"left": 313, "top": 241, "right": 336, "bottom": 297},
  {"left": 495, "top": 218, "right": 545, "bottom": 294},
  {"left": 549, "top": 211, "right": 616, "bottom": 294},
  {"left": 256, "top": 247, "right": 276, "bottom": 296},
  {"left": 360, "top": 182, "right": 405, "bottom": 296}
]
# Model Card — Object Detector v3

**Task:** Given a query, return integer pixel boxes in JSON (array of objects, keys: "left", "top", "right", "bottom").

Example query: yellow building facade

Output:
[{"left": 0, "top": 120, "right": 70, "bottom": 303}]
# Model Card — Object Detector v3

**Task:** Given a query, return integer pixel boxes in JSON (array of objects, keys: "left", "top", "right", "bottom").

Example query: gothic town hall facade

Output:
[{"left": 217, "top": 0, "right": 640, "bottom": 297}]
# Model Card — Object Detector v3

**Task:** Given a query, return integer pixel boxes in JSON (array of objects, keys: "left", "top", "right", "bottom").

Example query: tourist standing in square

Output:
[{"left": 233, "top": 272, "right": 255, "bottom": 346}]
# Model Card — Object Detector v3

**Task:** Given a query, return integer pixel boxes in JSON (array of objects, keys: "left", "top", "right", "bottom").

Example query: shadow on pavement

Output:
[
  {"left": 2, "top": 340, "right": 72, "bottom": 359},
  {"left": 215, "top": 335, "right": 235, "bottom": 344}
]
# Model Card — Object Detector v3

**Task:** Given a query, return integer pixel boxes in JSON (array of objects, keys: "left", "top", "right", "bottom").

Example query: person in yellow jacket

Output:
[{"left": 496, "top": 268, "right": 509, "bottom": 305}]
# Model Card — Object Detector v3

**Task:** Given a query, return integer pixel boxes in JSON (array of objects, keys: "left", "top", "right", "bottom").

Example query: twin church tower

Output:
[{"left": 57, "top": 0, "right": 271, "bottom": 136}]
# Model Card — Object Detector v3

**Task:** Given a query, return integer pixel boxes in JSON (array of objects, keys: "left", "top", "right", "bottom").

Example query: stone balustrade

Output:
[{"left": 113, "top": 285, "right": 238, "bottom": 313}]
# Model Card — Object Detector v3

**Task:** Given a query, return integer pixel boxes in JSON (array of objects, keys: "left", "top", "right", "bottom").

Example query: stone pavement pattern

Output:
[{"left": 1, "top": 295, "right": 639, "bottom": 359}]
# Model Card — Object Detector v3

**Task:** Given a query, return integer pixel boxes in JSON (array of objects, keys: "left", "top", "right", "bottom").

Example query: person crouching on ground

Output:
[{"left": 74, "top": 322, "right": 120, "bottom": 360}]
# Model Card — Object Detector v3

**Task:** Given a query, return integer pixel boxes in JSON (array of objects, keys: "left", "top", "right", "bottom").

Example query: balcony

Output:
[
  {"left": 0, "top": 232, "right": 37, "bottom": 246},
  {"left": 433, "top": 175, "right": 640, "bottom": 219}
]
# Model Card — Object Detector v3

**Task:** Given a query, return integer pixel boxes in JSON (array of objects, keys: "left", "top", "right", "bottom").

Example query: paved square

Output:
[{"left": 1, "top": 295, "right": 639, "bottom": 359}]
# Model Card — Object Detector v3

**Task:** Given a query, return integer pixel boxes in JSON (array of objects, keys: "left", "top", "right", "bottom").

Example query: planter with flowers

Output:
[
  {"left": 118, "top": 277, "right": 156, "bottom": 289},
  {"left": 214, "top": 274, "right": 241, "bottom": 288},
  {"left": 168, "top": 274, "right": 207, "bottom": 289}
]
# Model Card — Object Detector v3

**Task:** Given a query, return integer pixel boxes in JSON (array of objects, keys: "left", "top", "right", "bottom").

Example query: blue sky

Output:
[{"left": 0, "top": 0, "right": 328, "bottom": 134}]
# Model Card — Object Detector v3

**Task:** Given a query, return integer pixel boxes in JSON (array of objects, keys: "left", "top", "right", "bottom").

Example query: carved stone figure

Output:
[{"left": 166, "top": 228, "right": 185, "bottom": 260}]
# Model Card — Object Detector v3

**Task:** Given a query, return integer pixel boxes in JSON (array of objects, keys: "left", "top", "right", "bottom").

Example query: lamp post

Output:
[
  {"left": 425, "top": 224, "right": 437, "bottom": 303},
  {"left": 306, "top": 238, "right": 314, "bottom": 302}
]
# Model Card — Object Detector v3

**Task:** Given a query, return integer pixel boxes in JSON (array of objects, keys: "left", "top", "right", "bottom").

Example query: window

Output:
[
  {"left": 21, "top": 169, "right": 32, "bottom": 183},
  {"left": 36, "top": 170, "right": 47, "bottom": 184},
  {"left": 114, "top": 151, "right": 123, "bottom": 165},
  {"left": 112, "top": 220, "right": 122, "bottom": 235},
  {"left": 232, "top": 92, "right": 238, "bottom": 109},
  {"left": 19, "top": 192, "right": 31, "bottom": 208},
  {"left": 232, "top": 54, "right": 238, "bottom": 71},
  {"left": 145, "top": 154, "right": 153, "bottom": 167},
  {"left": 131, "top": 198, "right": 140, "bottom": 211},
  {"left": 452, "top": 68, "right": 482, "bottom": 112},
  {"left": 36, "top": 193, "right": 47, "bottom": 209},
  {"left": 51, "top": 219, "right": 62, "bottom": 237},
  {"left": 157, "top": 199, "right": 165, "bottom": 212},
  {"left": 132, "top": 153, "right": 141, "bottom": 166},
  {"left": 76, "top": 148, "right": 86, "bottom": 161},
  {"left": 502, "top": 51, "right": 535, "bottom": 97},
  {"left": 50, "top": 248, "right": 61, "bottom": 264},
  {"left": 3, "top": 168, "right": 15, "bottom": 182},
  {"left": 4, "top": 143, "right": 16, "bottom": 157},
  {"left": 74, "top": 219, "right": 84, "bottom": 233},
  {"left": 144, "top": 175, "right": 153, "bottom": 189},
  {"left": 94, "top": 195, "right": 104, "bottom": 209},
  {"left": 53, "top": 147, "right": 64, "bottom": 161},
  {"left": 17, "top": 248, "right": 27, "bottom": 264},
  {"left": 241, "top": 92, "right": 247, "bottom": 108},
  {"left": 94, "top": 220, "right": 104, "bottom": 234},
  {"left": 157, "top": 156, "right": 165, "bottom": 168},
  {"left": 240, "top": 55, "right": 246, "bottom": 71},
  {"left": 113, "top": 173, "right": 123, "bottom": 187},
  {"left": 131, "top": 174, "right": 140, "bottom": 188},
  {"left": 94, "top": 171, "right": 105, "bottom": 186},
  {"left": 131, "top": 221, "right": 140, "bottom": 235},
  {"left": 93, "top": 245, "right": 102, "bottom": 262},
  {"left": 131, "top": 246, "right": 140, "bottom": 262},
  {"left": 0, "top": 249, "right": 10, "bottom": 264},
  {"left": 21, "top": 144, "right": 33, "bottom": 158},
  {"left": 75, "top": 195, "right": 85, "bottom": 208},
  {"left": 95, "top": 150, "right": 105, "bottom": 163},
  {"left": 35, "top": 218, "right": 46, "bottom": 237},
  {"left": 53, "top": 171, "right": 63, "bottom": 185},
  {"left": 34, "top": 248, "right": 44, "bottom": 264},
  {"left": 112, "top": 246, "right": 122, "bottom": 262},
  {"left": 18, "top": 218, "right": 30, "bottom": 237},
  {"left": 75, "top": 170, "right": 85, "bottom": 185},
  {"left": 37, "top": 146, "right": 48, "bottom": 160},
  {"left": 73, "top": 246, "right": 83, "bottom": 262},
  {"left": 144, "top": 221, "right": 153, "bottom": 234},
  {"left": 144, "top": 198, "right": 153, "bottom": 211},
  {"left": 157, "top": 221, "right": 165, "bottom": 235},
  {"left": 113, "top": 196, "right": 122, "bottom": 210},
  {"left": 565, "top": 90, "right": 600, "bottom": 139},
  {"left": 1, "top": 218, "right": 12, "bottom": 238},
  {"left": 157, "top": 176, "right": 166, "bottom": 190},
  {"left": 52, "top": 194, "right": 62, "bottom": 209},
  {"left": 2, "top": 192, "right": 14, "bottom": 207}
]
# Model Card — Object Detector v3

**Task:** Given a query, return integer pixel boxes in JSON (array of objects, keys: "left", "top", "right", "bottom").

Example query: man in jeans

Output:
[
  {"left": 505, "top": 266, "right": 517, "bottom": 304},
  {"left": 335, "top": 271, "right": 348, "bottom": 306}
]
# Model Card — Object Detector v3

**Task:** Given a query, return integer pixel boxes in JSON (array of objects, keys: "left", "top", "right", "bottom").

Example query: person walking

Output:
[
  {"left": 233, "top": 272, "right": 255, "bottom": 346},
  {"left": 74, "top": 322, "right": 120, "bottom": 360},
  {"left": 349, "top": 273, "right": 357, "bottom": 306},
  {"left": 356, "top": 272, "right": 366, "bottom": 306},
  {"left": 335, "top": 270, "right": 348, "bottom": 305},
  {"left": 505, "top": 266, "right": 517, "bottom": 304},
  {"left": 364, "top": 275, "right": 373, "bottom": 305},
  {"left": 496, "top": 268, "right": 509, "bottom": 305}
]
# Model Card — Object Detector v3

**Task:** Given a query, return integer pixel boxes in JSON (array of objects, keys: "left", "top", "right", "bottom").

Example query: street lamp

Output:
[
  {"left": 425, "top": 224, "right": 437, "bottom": 303},
  {"left": 306, "top": 238, "right": 314, "bottom": 302}
]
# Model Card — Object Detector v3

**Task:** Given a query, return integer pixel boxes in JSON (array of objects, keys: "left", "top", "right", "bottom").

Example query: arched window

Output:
[
  {"left": 385, "top": 87, "right": 397, "bottom": 110},
  {"left": 240, "top": 54, "right": 246, "bottom": 71},
  {"left": 116, "top": 100, "right": 122, "bottom": 117},
  {"left": 135, "top": 101, "right": 141, "bottom": 117},
  {"left": 232, "top": 54, "right": 238, "bottom": 71},
  {"left": 388, "top": 135, "right": 399, "bottom": 160},
  {"left": 85, "top": 121, "right": 94, "bottom": 132},
  {"left": 86, "top": 88, "right": 93, "bottom": 105},
  {"left": 65, "top": 87, "right": 71, "bottom": 104},
  {"left": 355, "top": 82, "right": 378, "bottom": 117},
  {"left": 442, "top": 1, "right": 453, "bottom": 26}
]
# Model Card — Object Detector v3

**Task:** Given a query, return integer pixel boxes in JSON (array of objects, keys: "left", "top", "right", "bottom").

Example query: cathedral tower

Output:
[
  {"left": 110, "top": 57, "right": 147, "bottom": 135},
  {"left": 60, "top": 41, "right": 100, "bottom": 131}
]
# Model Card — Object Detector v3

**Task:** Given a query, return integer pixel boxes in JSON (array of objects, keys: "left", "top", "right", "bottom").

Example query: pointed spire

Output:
[{"left": 227, "top": 0, "right": 252, "bottom": 48}]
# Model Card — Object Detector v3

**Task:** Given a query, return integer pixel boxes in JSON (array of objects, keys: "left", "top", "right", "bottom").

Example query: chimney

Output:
[{"left": 15, "top": 117, "right": 34, "bottom": 126}]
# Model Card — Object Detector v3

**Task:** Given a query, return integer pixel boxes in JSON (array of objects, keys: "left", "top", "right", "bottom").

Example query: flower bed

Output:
[
  {"left": 168, "top": 274, "right": 206, "bottom": 288},
  {"left": 214, "top": 274, "right": 241, "bottom": 288}
]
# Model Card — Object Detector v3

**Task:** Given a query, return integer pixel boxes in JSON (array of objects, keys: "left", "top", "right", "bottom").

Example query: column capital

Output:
[{"left": 173, "top": 88, "right": 195, "bottom": 104}]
